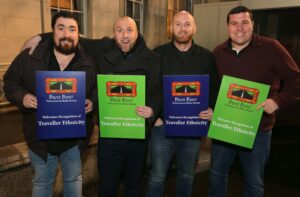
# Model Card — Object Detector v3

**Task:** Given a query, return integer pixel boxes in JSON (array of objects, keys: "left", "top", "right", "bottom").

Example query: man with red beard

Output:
[
  {"left": 4, "top": 11, "right": 96, "bottom": 197},
  {"left": 147, "top": 11, "right": 219, "bottom": 197}
]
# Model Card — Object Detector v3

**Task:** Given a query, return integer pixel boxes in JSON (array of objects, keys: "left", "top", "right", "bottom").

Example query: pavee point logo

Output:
[
  {"left": 106, "top": 81, "right": 137, "bottom": 97},
  {"left": 227, "top": 84, "right": 259, "bottom": 104},
  {"left": 171, "top": 81, "right": 200, "bottom": 96},
  {"left": 45, "top": 78, "right": 77, "bottom": 94}
]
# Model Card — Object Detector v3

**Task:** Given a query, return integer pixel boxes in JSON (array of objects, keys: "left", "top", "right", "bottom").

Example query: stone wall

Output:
[{"left": 0, "top": 0, "right": 51, "bottom": 63}]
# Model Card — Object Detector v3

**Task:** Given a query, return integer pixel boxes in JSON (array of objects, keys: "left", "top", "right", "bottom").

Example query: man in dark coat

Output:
[
  {"left": 147, "top": 11, "right": 219, "bottom": 197},
  {"left": 4, "top": 11, "right": 96, "bottom": 197}
]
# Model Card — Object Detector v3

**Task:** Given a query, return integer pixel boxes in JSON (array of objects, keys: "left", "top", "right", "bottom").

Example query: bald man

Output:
[
  {"left": 147, "top": 11, "right": 219, "bottom": 197},
  {"left": 81, "top": 16, "right": 161, "bottom": 197},
  {"left": 22, "top": 16, "right": 161, "bottom": 197}
]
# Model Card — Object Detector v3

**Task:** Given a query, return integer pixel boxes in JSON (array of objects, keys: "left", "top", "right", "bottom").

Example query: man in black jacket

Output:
[
  {"left": 87, "top": 16, "right": 161, "bottom": 197},
  {"left": 4, "top": 11, "right": 96, "bottom": 197},
  {"left": 147, "top": 11, "right": 219, "bottom": 197},
  {"left": 22, "top": 16, "right": 161, "bottom": 197}
]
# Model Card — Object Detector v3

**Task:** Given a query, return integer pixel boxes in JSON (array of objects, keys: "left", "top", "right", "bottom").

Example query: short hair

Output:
[
  {"left": 51, "top": 11, "right": 79, "bottom": 30},
  {"left": 227, "top": 6, "right": 253, "bottom": 24}
]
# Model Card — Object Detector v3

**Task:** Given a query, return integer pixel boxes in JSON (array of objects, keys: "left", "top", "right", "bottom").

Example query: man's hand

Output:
[
  {"left": 199, "top": 107, "right": 213, "bottom": 120},
  {"left": 23, "top": 94, "right": 37, "bottom": 109},
  {"left": 85, "top": 99, "right": 93, "bottom": 114},
  {"left": 135, "top": 106, "right": 153, "bottom": 118},
  {"left": 154, "top": 118, "right": 164, "bottom": 126},
  {"left": 21, "top": 35, "right": 42, "bottom": 55},
  {"left": 256, "top": 99, "right": 279, "bottom": 114}
]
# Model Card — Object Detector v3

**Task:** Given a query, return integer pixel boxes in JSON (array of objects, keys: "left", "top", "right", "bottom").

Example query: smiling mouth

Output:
[
  {"left": 60, "top": 37, "right": 74, "bottom": 44},
  {"left": 234, "top": 32, "right": 246, "bottom": 36},
  {"left": 121, "top": 40, "right": 130, "bottom": 44},
  {"left": 61, "top": 40, "right": 72, "bottom": 45}
]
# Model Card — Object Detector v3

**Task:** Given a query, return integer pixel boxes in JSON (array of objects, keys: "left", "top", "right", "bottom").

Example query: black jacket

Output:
[
  {"left": 4, "top": 39, "right": 97, "bottom": 161},
  {"left": 154, "top": 41, "right": 220, "bottom": 118},
  {"left": 80, "top": 35, "right": 162, "bottom": 128}
]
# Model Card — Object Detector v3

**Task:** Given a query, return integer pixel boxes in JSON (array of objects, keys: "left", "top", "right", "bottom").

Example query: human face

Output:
[
  {"left": 172, "top": 12, "right": 196, "bottom": 44},
  {"left": 227, "top": 12, "right": 254, "bottom": 50},
  {"left": 113, "top": 17, "right": 138, "bottom": 53},
  {"left": 53, "top": 17, "right": 79, "bottom": 55}
]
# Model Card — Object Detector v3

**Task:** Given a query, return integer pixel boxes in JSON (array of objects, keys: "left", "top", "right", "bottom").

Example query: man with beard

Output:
[
  {"left": 4, "top": 11, "right": 96, "bottom": 197},
  {"left": 147, "top": 11, "right": 219, "bottom": 197}
]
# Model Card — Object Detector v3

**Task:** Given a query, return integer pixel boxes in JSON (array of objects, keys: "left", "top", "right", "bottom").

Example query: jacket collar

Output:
[
  {"left": 170, "top": 40, "right": 200, "bottom": 57},
  {"left": 104, "top": 34, "right": 151, "bottom": 67}
]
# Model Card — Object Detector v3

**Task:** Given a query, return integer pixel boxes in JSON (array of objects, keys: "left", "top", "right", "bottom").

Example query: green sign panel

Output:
[
  {"left": 208, "top": 75, "right": 270, "bottom": 148},
  {"left": 97, "top": 75, "right": 145, "bottom": 139}
]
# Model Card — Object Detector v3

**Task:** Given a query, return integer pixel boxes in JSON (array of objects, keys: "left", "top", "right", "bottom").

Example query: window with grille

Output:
[
  {"left": 125, "top": 0, "right": 144, "bottom": 34},
  {"left": 167, "top": 0, "right": 180, "bottom": 39},
  {"left": 50, "top": 0, "right": 87, "bottom": 35}
]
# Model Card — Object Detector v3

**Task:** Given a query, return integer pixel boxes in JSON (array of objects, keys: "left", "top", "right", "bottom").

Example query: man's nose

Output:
[
  {"left": 64, "top": 29, "right": 71, "bottom": 37},
  {"left": 180, "top": 24, "right": 185, "bottom": 30},
  {"left": 122, "top": 30, "right": 128, "bottom": 37},
  {"left": 236, "top": 23, "right": 243, "bottom": 30}
]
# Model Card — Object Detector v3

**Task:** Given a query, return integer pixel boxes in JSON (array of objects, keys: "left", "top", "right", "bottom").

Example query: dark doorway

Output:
[
  {"left": 253, "top": 7, "right": 300, "bottom": 126},
  {"left": 253, "top": 7, "right": 300, "bottom": 65}
]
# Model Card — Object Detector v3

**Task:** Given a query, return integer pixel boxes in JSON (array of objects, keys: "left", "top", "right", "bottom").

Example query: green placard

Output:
[
  {"left": 97, "top": 74, "right": 145, "bottom": 139},
  {"left": 208, "top": 75, "right": 270, "bottom": 148}
]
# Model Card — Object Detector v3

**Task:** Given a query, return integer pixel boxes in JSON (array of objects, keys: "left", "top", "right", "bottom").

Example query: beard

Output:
[
  {"left": 115, "top": 40, "right": 136, "bottom": 53},
  {"left": 172, "top": 32, "right": 193, "bottom": 44},
  {"left": 54, "top": 37, "right": 77, "bottom": 55}
]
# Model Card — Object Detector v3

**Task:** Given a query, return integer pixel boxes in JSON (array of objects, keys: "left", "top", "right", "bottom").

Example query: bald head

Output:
[
  {"left": 113, "top": 16, "right": 137, "bottom": 31},
  {"left": 113, "top": 16, "right": 138, "bottom": 53},
  {"left": 172, "top": 11, "right": 196, "bottom": 45},
  {"left": 173, "top": 11, "right": 195, "bottom": 25}
]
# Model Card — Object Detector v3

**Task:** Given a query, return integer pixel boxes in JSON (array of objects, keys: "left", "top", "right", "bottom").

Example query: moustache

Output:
[
  {"left": 59, "top": 37, "right": 74, "bottom": 43},
  {"left": 177, "top": 31, "right": 188, "bottom": 35}
]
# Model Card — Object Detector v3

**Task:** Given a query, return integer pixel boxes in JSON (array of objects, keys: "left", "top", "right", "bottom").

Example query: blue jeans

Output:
[
  {"left": 29, "top": 145, "right": 82, "bottom": 197},
  {"left": 97, "top": 138, "right": 147, "bottom": 197},
  {"left": 208, "top": 130, "right": 272, "bottom": 197},
  {"left": 147, "top": 125, "right": 201, "bottom": 197}
]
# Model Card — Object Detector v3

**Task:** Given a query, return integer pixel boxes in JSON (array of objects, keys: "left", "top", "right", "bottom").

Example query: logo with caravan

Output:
[
  {"left": 45, "top": 78, "right": 77, "bottom": 94},
  {"left": 106, "top": 81, "right": 137, "bottom": 97},
  {"left": 171, "top": 81, "right": 201, "bottom": 96},
  {"left": 227, "top": 84, "right": 259, "bottom": 104}
]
